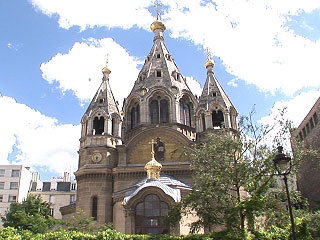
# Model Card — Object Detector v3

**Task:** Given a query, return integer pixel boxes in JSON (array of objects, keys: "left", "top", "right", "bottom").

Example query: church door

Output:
[{"left": 135, "top": 194, "right": 169, "bottom": 234}]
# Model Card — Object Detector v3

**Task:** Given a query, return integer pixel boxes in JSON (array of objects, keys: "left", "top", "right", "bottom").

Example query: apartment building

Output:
[{"left": 0, "top": 165, "right": 32, "bottom": 227}]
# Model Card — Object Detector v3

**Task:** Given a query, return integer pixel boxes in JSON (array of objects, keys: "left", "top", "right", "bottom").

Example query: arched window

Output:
[
  {"left": 212, "top": 110, "right": 224, "bottom": 128},
  {"left": 160, "top": 100, "right": 169, "bottom": 123},
  {"left": 93, "top": 116, "right": 104, "bottom": 135},
  {"left": 135, "top": 194, "right": 169, "bottom": 235},
  {"left": 179, "top": 100, "right": 191, "bottom": 126},
  {"left": 130, "top": 104, "right": 140, "bottom": 129},
  {"left": 201, "top": 113, "right": 206, "bottom": 131},
  {"left": 111, "top": 118, "right": 116, "bottom": 136},
  {"left": 92, "top": 196, "right": 98, "bottom": 221},
  {"left": 150, "top": 99, "right": 169, "bottom": 124},
  {"left": 150, "top": 100, "right": 159, "bottom": 124}
]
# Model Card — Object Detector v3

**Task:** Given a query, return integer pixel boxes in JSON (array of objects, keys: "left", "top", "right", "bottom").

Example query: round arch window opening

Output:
[{"left": 135, "top": 194, "right": 169, "bottom": 235}]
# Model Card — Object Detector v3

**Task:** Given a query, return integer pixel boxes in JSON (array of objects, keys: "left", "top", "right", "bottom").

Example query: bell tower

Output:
[
  {"left": 75, "top": 63, "right": 122, "bottom": 224},
  {"left": 196, "top": 55, "right": 238, "bottom": 141}
]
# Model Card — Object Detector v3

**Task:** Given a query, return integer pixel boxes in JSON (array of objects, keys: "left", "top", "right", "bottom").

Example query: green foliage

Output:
[
  {"left": 60, "top": 209, "right": 97, "bottom": 233},
  {"left": 1, "top": 195, "right": 56, "bottom": 234},
  {"left": 168, "top": 107, "right": 319, "bottom": 235}
]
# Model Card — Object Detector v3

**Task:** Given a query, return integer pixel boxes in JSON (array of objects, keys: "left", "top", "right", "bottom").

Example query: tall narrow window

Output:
[
  {"left": 92, "top": 196, "right": 98, "bottom": 221},
  {"left": 112, "top": 118, "right": 116, "bottom": 136},
  {"left": 212, "top": 110, "right": 224, "bottom": 127},
  {"left": 150, "top": 100, "right": 159, "bottom": 124},
  {"left": 160, "top": 100, "right": 169, "bottom": 123},
  {"left": 131, "top": 104, "right": 140, "bottom": 129},
  {"left": 201, "top": 113, "right": 206, "bottom": 131},
  {"left": 179, "top": 100, "right": 191, "bottom": 126},
  {"left": 93, "top": 116, "right": 104, "bottom": 135},
  {"left": 314, "top": 112, "right": 319, "bottom": 124}
]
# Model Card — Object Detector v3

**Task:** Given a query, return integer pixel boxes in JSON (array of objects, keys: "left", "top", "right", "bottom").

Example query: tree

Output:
[
  {"left": 1, "top": 195, "right": 56, "bottom": 233},
  {"left": 168, "top": 108, "right": 314, "bottom": 234}
]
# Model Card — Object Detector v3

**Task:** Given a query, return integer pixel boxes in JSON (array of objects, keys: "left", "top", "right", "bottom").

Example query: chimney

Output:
[
  {"left": 63, "top": 172, "right": 70, "bottom": 182},
  {"left": 32, "top": 172, "right": 39, "bottom": 182}
]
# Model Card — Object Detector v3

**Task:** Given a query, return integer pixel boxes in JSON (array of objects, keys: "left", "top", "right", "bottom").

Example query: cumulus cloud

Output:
[
  {"left": 258, "top": 90, "right": 320, "bottom": 150},
  {"left": 40, "top": 38, "right": 141, "bottom": 108},
  {"left": 31, "top": 0, "right": 154, "bottom": 31},
  {"left": 0, "top": 95, "right": 80, "bottom": 175},
  {"left": 186, "top": 76, "right": 202, "bottom": 97},
  {"left": 31, "top": 0, "right": 320, "bottom": 96}
]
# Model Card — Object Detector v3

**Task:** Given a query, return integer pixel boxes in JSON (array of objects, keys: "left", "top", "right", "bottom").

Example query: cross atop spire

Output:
[
  {"left": 148, "top": 139, "right": 157, "bottom": 160},
  {"left": 154, "top": 0, "right": 161, "bottom": 19},
  {"left": 205, "top": 47, "right": 211, "bottom": 61}
]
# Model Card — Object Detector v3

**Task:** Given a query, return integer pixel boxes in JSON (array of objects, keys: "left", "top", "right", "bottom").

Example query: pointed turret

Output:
[
  {"left": 80, "top": 64, "right": 122, "bottom": 145},
  {"left": 196, "top": 56, "right": 238, "bottom": 135}
]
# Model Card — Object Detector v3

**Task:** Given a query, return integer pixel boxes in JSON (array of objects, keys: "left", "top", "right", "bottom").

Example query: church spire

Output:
[{"left": 196, "top": 51, "right": 238, "bottom": 132}]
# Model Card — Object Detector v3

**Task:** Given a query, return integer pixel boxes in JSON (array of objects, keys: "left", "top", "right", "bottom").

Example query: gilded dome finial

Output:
[
  {"left": 204, "top": 47, "right": 215, "bottom": 68},
  {"left": 150, "top": 0, "right": 166, "bottom": 32},
  {"left": 145, "top": 139, "right": 162, "bottom": 180}
]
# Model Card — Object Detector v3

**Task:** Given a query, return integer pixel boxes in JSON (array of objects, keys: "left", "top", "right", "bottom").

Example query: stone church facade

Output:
[{"left": 61, "top": 14, "right": 238, "bottom": 235}]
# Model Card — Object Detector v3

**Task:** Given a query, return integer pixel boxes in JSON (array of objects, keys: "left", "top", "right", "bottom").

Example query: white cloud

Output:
[
  {"left": 30, "top": 1, "right": 320, "bottom": 113},
  {"left": 258, "top": 90, "right": 320, "bottom": 150},
  {"left": 31, "top": 0, "right": 154, "bottom": 31},
  {"left": 186, "top": 76, "right": 202, "bottom": 97},
  {"left": 0, "top": 95, "right": 80, "bottom": 175},
  {"left": 163, "top": 0, "right": 320, "bottom": 96},
  {"left": 31, "top": 0, "right": 320, "bottom": 96},
  {"left": 40, "top": 38, "right": 141, "bottom": 108}
]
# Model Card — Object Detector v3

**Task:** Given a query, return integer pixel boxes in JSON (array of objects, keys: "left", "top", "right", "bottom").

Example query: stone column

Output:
[
  {"left": 117, "top": 145, "right": 127, "bottom": 166},
  {"left": 205, "top": 111, "right": 213, "bottom": 129},
  {"left": 124, "top": 208, "right": 135, "bottom": 234},
  {"left": 224, "top": 111, "right": 230, "bottom": 128}
]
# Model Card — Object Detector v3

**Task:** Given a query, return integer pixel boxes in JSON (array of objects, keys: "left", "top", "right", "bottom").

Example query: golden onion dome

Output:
[
  {"left": 102, "top": 66, "right": 111, "bottom": 74},
  {"left": 145, "top": 158, "right": 162, "bottom": 180},
  {"left": 204, "top": 59, "right": 214, "bottom": 68},
  {"left": 150, "top": 13, "right": 166, "bottom": 32}
]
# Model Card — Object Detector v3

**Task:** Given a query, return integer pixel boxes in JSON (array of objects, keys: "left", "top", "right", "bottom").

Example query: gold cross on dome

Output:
[
  {"left": 154, "top": 0, "right": 161, "bottom": 18},
  {"left": 148, "top": 139, "right": 157, "bottom": 157},
  {"left": 205, "top": 47, "right": 211, "bottom": 60},
  {"left": 105, "top": 53, "right": 109, "bottom": 67}
]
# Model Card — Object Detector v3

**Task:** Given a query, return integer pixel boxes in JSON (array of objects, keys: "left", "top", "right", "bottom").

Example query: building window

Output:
[
  {"left": 201, "top": 113, "right": 206, "bottom": 132},
  {"left": 0, "top": 182, "right": 4, "bottom": 189},
  {"left": 11, "top": 170, "right": 20, "bottom": 177},
  {"left": 0, "top": 169, "right": 4, "bottom": 177},
  {"left": 150, "top": 98, "right": 169, "bottom": 124},
  {"left": 92, "top": 196, "right": 98, "bottom": 221},
  {"left": 156, "top": 54, "right": 161, "bottom": 58},
  {"left": 302, "top": 127, "right": 307, "bottom": 138},
  {"left": 10, "top": 182, "right": 18, "bottom": 190},
  {"left": 135, "top": 194, "right": 169, "bottom": 235},
  {"left": 212, "top": 110, "right": 224, "bottom": 128},
  {"left": 8, "top": 195, "right": 17, "bottom": 202},
  {"left": 156, "top": 70, "right": 162, "bottom": 78},
  {"left": 71, "top": 183, "right": 76, "bottom": 191},
  {"left": 299, "top": 132, "right": 303, "bottom": 141},
  {"left": 306, "top": 122, "right": 310, "bottom": 134},
  {"left": 314, "top": 112, "right": 319, "bottom": 125},
  {"left": 0, "top": 195, "right": 3, "bottom": 202},
  {"left": 93, "top": 116, "right": 104, "bottom": 135},
  {"left": 309, "top": 118, "right": 314, "bottom": 129},
  {"left": 70, "top": 195, "right": 76, "bottom": 204},
  {"left": 49, "top": 195, "right": 55, "bottom": 204},
  {"left": 179, "top": 100, "right": 191, "bottom": 126},
  {"left": 131, "top": 104, "right": 140, "bottom": 129},
  {"left": 50, "top": 208, "right": 54, "bottom": 216}
]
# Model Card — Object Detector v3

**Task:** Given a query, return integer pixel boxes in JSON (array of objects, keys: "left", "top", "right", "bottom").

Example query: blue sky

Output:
[{"left": 1, "top": 0, "right": 319, "bottom": 180}]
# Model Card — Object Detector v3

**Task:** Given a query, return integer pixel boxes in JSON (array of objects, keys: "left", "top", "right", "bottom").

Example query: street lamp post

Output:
[{"left": 273, "top": 146, "right": 297, "bottom": 240}]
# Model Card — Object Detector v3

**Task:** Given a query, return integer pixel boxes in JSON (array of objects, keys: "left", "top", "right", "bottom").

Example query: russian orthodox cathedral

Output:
[{"left": 61, "top": 13, "right": 238, "bottom": 235}]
